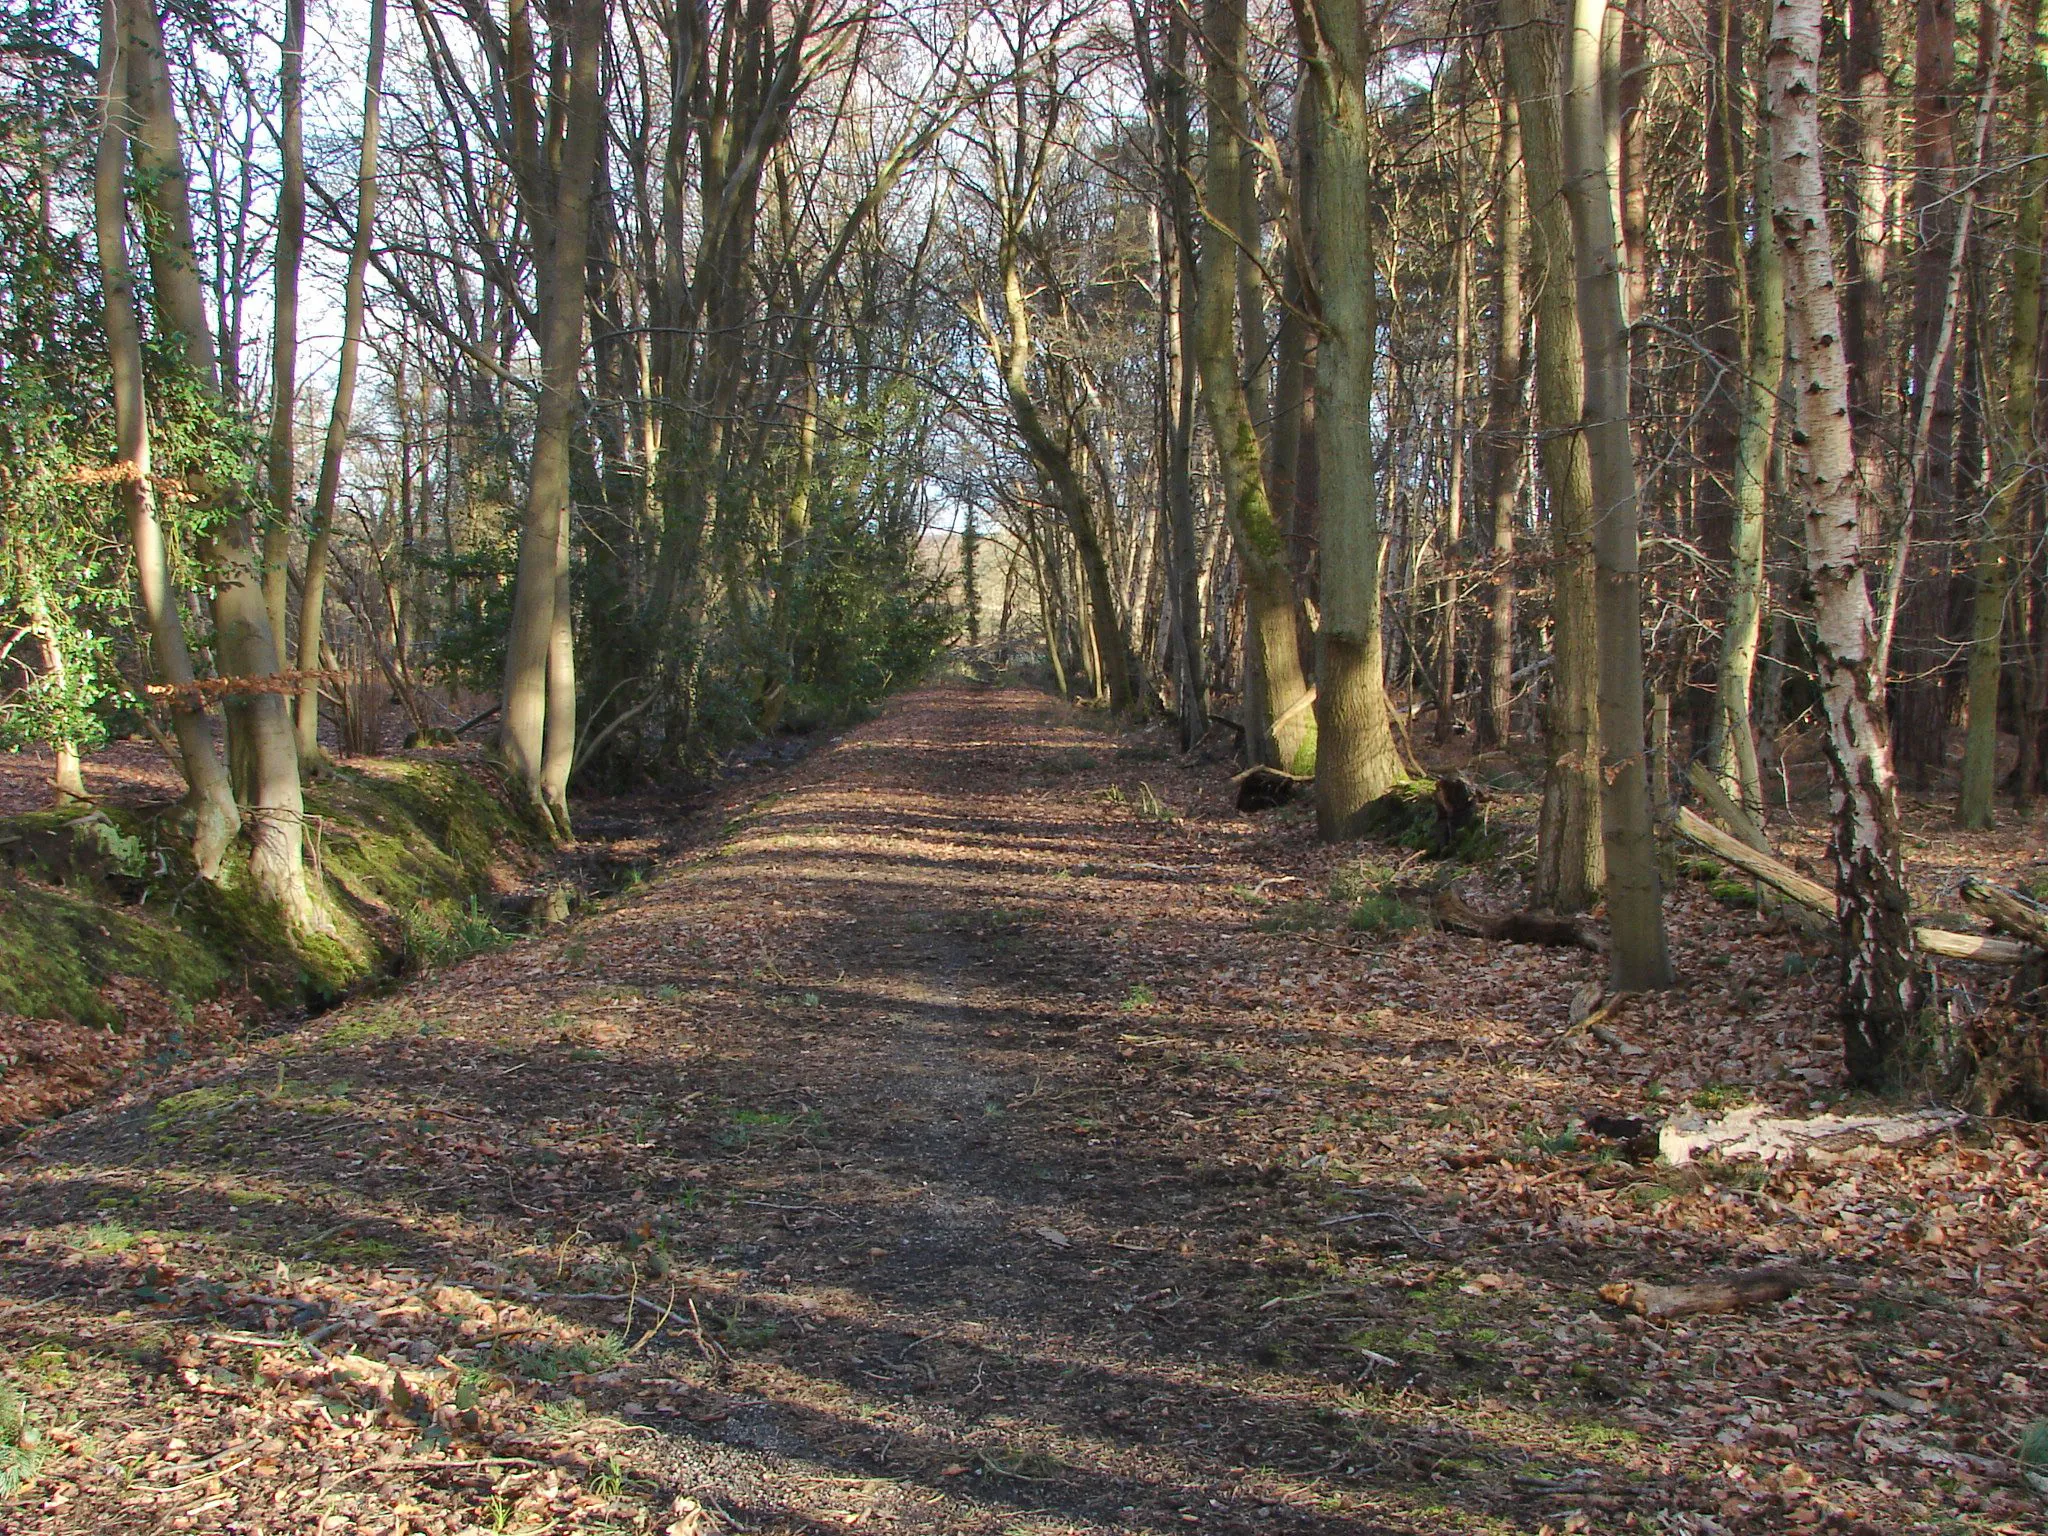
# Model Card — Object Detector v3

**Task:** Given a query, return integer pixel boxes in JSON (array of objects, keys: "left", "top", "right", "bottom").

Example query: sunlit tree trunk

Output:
[
  {"left": 988, "top": 247, "right": 1139, "bottom": 714},
  {"left": 23, "top": 582, "right": 89, "bottom": 804},
  {"left": 1299, "top": 0, "right": 1404, "bottom": 830},
  {"left": 262, "top": 0, "right": 305, "bottom": 655},
  {"left": 92, "top": 0, "right": 238, "bottom": 874},
  {"left": 296, "top": 0, "right": 386, "bottom": 769},
  {"left": 119, "top": 0, "right": 319, "bottom": 928},
  {"left": 1504, "top": 0, "right": 1603, "bottom": 911},
  {"left": 1561, "top": 0, "right": 1671, "bottom": 990},
  {"left": 1768, "top": 0, "right": 1928, "bottom": 1086},
  {"left": 499, "top": 0, "right": 604, "bottom": 838},
  {"left": 1198, "top": 0, "right": 1313, "bottom": 770}
]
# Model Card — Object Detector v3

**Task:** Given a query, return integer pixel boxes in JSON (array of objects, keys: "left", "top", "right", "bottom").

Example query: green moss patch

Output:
[{"left": 0, "top": 755, "right": 544, "bottom": 1040}]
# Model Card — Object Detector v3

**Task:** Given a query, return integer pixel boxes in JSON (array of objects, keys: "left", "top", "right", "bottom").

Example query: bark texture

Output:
[
  {"left": 1560, "top": 0, "right": 1670, "bottom": 989},
  {"left": 1198, "top": 0, "right": 1313, "bottom": 770},
  {"left": 1959, "top": 0, "right": 2047, "bottom": 826},
  {"left": 1768, "top": 0, "right": 1929, "bottom": 1088},
  {"left": 1476, "top": 84, "right": 1528, "bottom": 751},
  {"left": 118, "top": 0, "right": 317, "bottom": 926},
  {"left": 498, "top": 0, "right": 605, "bottom": 838},
  {"left": 1302, "top": 0, "right": 1404, "bottom": 832},
  {"left": 1503, "top": 0, "right": 1603, "bottom": 911}
]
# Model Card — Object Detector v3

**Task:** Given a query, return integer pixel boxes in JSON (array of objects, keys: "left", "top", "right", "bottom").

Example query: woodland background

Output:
[{"left": 6, "top": 0, "right": 2048, "bottom": 1090}]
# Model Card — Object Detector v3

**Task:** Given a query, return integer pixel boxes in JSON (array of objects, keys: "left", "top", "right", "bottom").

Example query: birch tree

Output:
[{"left": 1768, "top": 0, "right": 1928, "bottom": 1087}]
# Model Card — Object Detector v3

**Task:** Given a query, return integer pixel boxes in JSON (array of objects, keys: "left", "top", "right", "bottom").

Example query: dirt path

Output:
[{"left": 2, "top": 683, "right": 2039, "bottom": 1534}]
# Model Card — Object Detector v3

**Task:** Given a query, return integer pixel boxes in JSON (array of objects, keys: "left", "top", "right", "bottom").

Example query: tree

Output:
[
  {"left": 111, "top": 0, "right": 319, "bottom": 927},
  {"left": 1559, "top": 0, "right": 1670, "bottom": 989},
  {"left": 1294, "top": 0, "right": 1405, "bottom": 833},
  {"left": 492, "top": 0, "right": 606, "bottom": 838},
  {"left": 1503, "top": 0, "right": 1602, "bottom": 912},
  {"left": 295, "top": 0, "right": 387, "bottom": 769},
  {"left": 1475, "top": 75, "right": 1527, "bottom": 752},
  {"left": 1958, "top": 0, "right": 2048, "bottom": 826},
  {"left": 1193, "top": 0, "right": 1314, "bottom": 771},
  {"left": 1706, "top": 120, "right": 1784, "bottom": 819},
  {"left": 1768, "top": 0, "right": 1928, "bottom": 1087}
]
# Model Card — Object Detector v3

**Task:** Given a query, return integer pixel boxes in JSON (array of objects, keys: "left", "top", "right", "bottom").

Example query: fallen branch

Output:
[
  {"left": 1659, "top": 1102, "right": 1966, "bottom": 1166},
  {"left": 1958, "top": 876, "right": 2048, "bottom": 950},
  {"left": 1599, "top": 1266, "right": 1803, "bottom": 1322},
  {"left": 1669, "top": 808, "right": 2039, "bottom": 964},
  {"left": 1913, "top": 928, "right": 2039, "bottom": 965},
  {"left": 1435, "top": 888, "right": 1605, "bottom": 952},
  {"left": 1670, "top": 807, "right": 1831, "bottom": 910},
  {"left": 1685, "top": 762, "right": 1771, "bottom": 855}
]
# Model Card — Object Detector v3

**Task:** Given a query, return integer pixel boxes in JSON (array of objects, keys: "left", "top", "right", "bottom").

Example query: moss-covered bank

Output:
[{"left": 0, "top": 755, "right": 546, "bottom": 1030}]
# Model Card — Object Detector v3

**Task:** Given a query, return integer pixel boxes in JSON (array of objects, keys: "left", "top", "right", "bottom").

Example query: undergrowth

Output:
[{"left": 0, "top": 758, "right": 543, "bottom": 1036}]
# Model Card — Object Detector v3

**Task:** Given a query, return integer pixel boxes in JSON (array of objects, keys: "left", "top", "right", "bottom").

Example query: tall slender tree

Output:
[
  {"left": 1769, "top": 0, "right": 1928, "bottom": 1086},
  {"left": 1560, "top": 0, "right": 1670, "bottom": 989}
]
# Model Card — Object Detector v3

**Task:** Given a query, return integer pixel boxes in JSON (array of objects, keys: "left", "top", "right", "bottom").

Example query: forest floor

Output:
[{"left": 2, "top": 680, "right": 2046, "bottom": 1535}]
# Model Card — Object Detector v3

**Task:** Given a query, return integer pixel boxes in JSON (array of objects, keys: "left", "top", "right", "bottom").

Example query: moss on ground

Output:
[{"left": 0, "top": 755, "right": 541, "bottom": 1031}]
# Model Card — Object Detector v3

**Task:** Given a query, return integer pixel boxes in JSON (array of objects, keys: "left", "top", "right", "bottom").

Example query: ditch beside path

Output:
[{"left": 2, "top": 682, "right": 2034, "bottom": 1535}]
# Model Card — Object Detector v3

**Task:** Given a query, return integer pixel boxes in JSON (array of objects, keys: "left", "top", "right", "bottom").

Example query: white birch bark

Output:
[{"left": 1768, "top": 0, "right": 1927, "bottom": 1085}]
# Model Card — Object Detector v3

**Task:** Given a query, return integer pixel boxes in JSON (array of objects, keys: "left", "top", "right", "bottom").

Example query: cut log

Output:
[
  {"left": 1599, "top": 1267, "right": 1803, "bottom": 1322},
  {"left": 1436, "top": 889, "right": 1606, "bottom": 952},
  {"left": 1958, "top": 877, "right": 2048, "bottom": 950},
  {"left": 1659, "top": 1102, "right": 1966, "bottom": 1166}
]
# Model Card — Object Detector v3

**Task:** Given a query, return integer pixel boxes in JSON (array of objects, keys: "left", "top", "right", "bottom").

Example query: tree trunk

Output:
[
  {"left": 498, "top": 0, "right": 604, "bottom": 836},
  {"left": 1839, "top": 0, "right": 1892, "bottom": 468},
  {"left": 1889, "top": 0, "right": 1964, "bottom": 782},
  {"left": 262, "top": 0, "right": 305, "bottom": 654},
  {"left": 119, "top": 0, "right": 317, "bottom": 928},
  {"left": 1694, "top": 0, "right": 1746, "bottom": 755},
  {"left": 1435, "top": 101, "right": 1473, "bottom": 746},
  {"left": 990, "top": 257, "right": 1139, "bottom": 715},
  {"left": 1709, "top": 117, "right": 1785, "bottom": 817},
  {"left": 1477, "top": 81, "right": 1529, "bottom": 750},
  {"left": 296, "top": 0, "right": 386, "bottom": 769},
  {"left": 1561, "top": 0, "right": 1671, "bottom": 990},
  {"left": 1196, "top": 0, "right": 1313, "bottom": 769},
  {"left": 1504, "top": 0, "right": 1603, "bottom": 911},
  {"left": 1959, "top": 0, "right": 2046, "bottom": 826},
  {"left": 1272, "top": 103, "right": 1319, "bottom": 602},
  {"left": 92, "top": 0, "right": 238, "bottom": 874},
  {"left": 1160, "top": 60, "right": 1207, "bottom": 744},
  {"left": 25, "top": 586, "right": 89, "bottom": 803},
  {"left": 1768, "top": 0, "right": 1930, "bottom": 1088},
  {"left": 1303, "top": 0, "right": 1406, "bottom": 831}
]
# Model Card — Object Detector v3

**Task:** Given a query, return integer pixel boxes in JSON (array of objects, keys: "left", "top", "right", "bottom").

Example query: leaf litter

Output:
[{"left": 1, "top": 681, "right": 2043, "bottom": 1533}]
